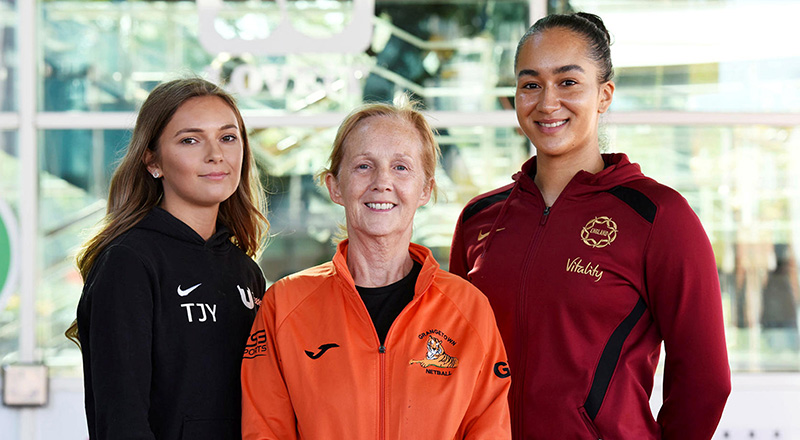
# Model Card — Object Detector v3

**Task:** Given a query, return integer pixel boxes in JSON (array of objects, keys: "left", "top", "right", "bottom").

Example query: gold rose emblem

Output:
[{"left": 581, "top": 216, "right": 618, "bottom": 249}]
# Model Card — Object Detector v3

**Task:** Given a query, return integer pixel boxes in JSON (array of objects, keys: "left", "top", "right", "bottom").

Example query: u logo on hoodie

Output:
[{"left": 238, "top": 285, "right": 255, "bottom": 310}]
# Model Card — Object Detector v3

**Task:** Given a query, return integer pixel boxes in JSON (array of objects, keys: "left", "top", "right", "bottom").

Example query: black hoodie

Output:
[{"left": 77, "top": 207, "right": 265, "bottom": 440}]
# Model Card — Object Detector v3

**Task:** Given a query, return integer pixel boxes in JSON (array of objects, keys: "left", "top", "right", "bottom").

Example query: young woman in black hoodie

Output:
[{"left": 66, "top": 78, "right": 268, "bottom": 440}]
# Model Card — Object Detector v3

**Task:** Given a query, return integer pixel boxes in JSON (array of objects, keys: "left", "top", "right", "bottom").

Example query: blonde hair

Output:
[
  {"left": 320, "top": 95, "right": 441, "bottom": 200},
  {"left": 66, "top": 78, "right": 268, "bottom": 346}
]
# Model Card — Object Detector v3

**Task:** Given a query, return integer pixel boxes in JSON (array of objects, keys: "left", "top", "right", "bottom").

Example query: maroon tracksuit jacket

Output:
[{"left": 450, "top": 153, "right": 730, "bottom": 439}]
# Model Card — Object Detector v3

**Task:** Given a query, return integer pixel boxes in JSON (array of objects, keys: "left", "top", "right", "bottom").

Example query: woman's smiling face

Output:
[
  {"left": 514, "top": 27, "right": 614, "bottom": 160},
  {"left": 325, "top": 116, "right": 433, "bottom": 243}
]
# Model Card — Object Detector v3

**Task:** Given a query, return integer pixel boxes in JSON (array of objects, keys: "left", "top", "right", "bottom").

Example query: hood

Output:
[
  {"left": 135, "top": 207, "right": 234, "bottom": 253},
  {"left": 514, "top": 153, "right": 647, "bottom": 200}
]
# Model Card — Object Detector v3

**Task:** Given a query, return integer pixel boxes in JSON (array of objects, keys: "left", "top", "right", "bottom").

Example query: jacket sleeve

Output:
[
  {"left": 81, "top": 245, "right": 157, "bottom": 440},
  {"left": 449, "top": 210, "right": 470, "bottom": 279},
  {"left": 241, "top": 284, "right": 298, "bottom": 440},
  {"left": 644, "top": 196, "right": 731, "bottom": 439},
  {"left": 456, "top": 294, "right": 512, "bottom": 439}
]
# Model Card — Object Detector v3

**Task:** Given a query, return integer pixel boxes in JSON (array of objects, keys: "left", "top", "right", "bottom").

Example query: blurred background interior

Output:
[{"left": 1, "top": 0, "right": 799, "bottom": 438}]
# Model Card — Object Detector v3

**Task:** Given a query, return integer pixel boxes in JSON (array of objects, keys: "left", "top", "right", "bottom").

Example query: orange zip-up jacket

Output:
[{"left": 242, "top": 241, "right": 511, "bottom": 439}]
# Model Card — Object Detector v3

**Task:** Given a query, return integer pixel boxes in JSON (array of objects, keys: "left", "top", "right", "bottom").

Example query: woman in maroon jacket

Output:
[{"left": 449, "top": 12, "right": 730, "bottom": 440}]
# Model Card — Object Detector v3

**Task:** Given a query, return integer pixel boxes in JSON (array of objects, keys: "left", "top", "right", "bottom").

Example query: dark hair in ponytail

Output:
[{"left": 514, "top": 12, "right": 614, "bottom": 83}]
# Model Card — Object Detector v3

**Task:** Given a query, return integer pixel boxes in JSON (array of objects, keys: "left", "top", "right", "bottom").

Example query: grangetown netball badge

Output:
[{"left": 409, "top": 334, "right": 459, "bottom": 376}]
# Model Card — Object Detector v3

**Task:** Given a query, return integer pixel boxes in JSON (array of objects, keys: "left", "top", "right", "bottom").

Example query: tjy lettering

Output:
[{"left": 181, "top": 303, "right": 218, "bottom": 322}]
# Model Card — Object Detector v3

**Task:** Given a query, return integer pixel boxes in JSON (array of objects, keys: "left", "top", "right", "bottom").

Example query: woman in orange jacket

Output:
[{"left": 241, "top": 97, "right": 511, "bottom": 439}]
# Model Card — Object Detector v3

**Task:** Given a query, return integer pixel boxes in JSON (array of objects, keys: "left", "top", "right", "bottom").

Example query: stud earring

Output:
[{"left": 152, "top": 171, "right": 160, "bottom": 178}]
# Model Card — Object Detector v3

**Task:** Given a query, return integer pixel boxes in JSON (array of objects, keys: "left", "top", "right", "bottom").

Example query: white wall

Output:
[{"left": 0, "top": 378, "right": 88, "bottom": 440}]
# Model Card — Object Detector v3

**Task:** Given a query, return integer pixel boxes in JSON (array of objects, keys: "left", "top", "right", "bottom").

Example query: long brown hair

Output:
[{"left": 66, "top": 78, "right": 268, "bottom": 346}]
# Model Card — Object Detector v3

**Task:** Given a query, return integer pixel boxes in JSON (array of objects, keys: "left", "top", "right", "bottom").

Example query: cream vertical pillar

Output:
[{"left": 18, "top": 0, "right": 40, "bottom": 439}]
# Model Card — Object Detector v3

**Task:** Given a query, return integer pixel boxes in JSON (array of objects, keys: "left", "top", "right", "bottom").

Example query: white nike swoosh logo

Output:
[{"left": 177, "top": 283, "right": 202, "bottom": 297}]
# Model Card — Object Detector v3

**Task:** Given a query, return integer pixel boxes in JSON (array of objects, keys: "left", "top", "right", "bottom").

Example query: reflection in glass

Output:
[
  {"left": 27, "top": 0, "right": 800, "bottom": 377},
  {"left": 254, "top": 123, "right": 530, "bottom": 281},
  {"left": 41, "top": 1, "right": 530, "bottom": 113},
  {"left": 36, "top": 129, "right": 122, "bottom": 376},
  {"left": 0, "top": 130, "right": 19, "bottom": 366},
  {"left": 256, "top": 122, "right": 800, "bottom": 374},
  {"left": 210, "top": 0, "right": 281, "bottom": 42},
  {"left": 0, "top": 0, "right": 15, "bottom": 112},
  {"left": 555, "top": 0, "right": 800, "bottom": 113},
  {"left": 610, "top": 125, "right": 800, "bottom": 371},
  {"left": 285, "top": 0, "right": 353, "bottom": 39}
]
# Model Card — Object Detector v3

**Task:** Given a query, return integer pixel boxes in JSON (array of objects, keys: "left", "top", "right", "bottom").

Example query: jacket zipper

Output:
[
  {"left": 512, "top": 204, "right": 552, "bottom": 435},
  {"left": 379, "top": 344, "right": 386, "bottom": 440},
  {"left": 349, "top": 286, "right": 387, "bottom": 440},
  {"left": 347, "top": 254, "right": 429, "bottom": 440},
  {"left": 375, "top": 265, "right": 431, "bottom": 440},
  {"left": 377, "top": 298, "right": 418, "bottom": 440}
]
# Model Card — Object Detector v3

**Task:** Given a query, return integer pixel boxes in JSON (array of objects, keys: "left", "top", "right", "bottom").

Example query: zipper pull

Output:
[
  {"left": 379, "top": 345, "right": 386, "bottom": 354},
  {"left": 540, "top": 206, "right": 551, "bottom": 225}
]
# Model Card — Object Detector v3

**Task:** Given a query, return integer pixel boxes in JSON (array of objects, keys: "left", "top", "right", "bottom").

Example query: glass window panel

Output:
[
  {"left": 35, "top": 0, "right": 800, "bottom": 377},
  {"left": 40, "top": 1, "right": 530, "bottom": 113},
  {"left": 37, "top": 129, "right": 128, "bottom": 376},
  {"left": 551, "top": 0, "right": 800, "bottom": 113},
  {"left": 257, "top": 120, "right": 800, "bottom": 373},
  {"left": 0, "top": 0, "right": 14, "bottom": 111},
  {"left": 0, "top": 130, "right": 19, "bottom": 365},
  {"left": 252, "top": 123, "right": 530, "bottom": 280},
  {"left": 38, "top": 122, "right": 800, "bottom": 374},
  {"left": 606, "top": 125, "right": 800, "bottom": 372}
]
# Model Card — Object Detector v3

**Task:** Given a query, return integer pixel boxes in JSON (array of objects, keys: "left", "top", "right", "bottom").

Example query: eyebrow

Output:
[
  {"left": 517, "top": 64, "right": 585, "bottom": 78},
  {"left": 350, "top": 152, "right": 415, "bottom": 162},
  {"left": 173, "top": 124, "right": 238, "bottom": 138}
]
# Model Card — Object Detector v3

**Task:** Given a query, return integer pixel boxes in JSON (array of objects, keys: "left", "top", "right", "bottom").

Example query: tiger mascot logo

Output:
[{"left": 409, "top": 336, "right": 458, "bottom": 369}]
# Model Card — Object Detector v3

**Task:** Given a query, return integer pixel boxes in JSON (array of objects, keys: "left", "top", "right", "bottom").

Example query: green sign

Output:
[{"left": 0, "top": 200, "right": 18, "bottom": 305}]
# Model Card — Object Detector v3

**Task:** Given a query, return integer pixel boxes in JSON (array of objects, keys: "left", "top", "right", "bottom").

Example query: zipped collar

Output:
[
  {"left": 513, "top": 153, "right": 646, "bottom": 200},
  {"left": 135, "top": 207, "right": 233, "bottom": 253},
  {"left": 331, "top": 240, "right": 439, "bottom": 298}
]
